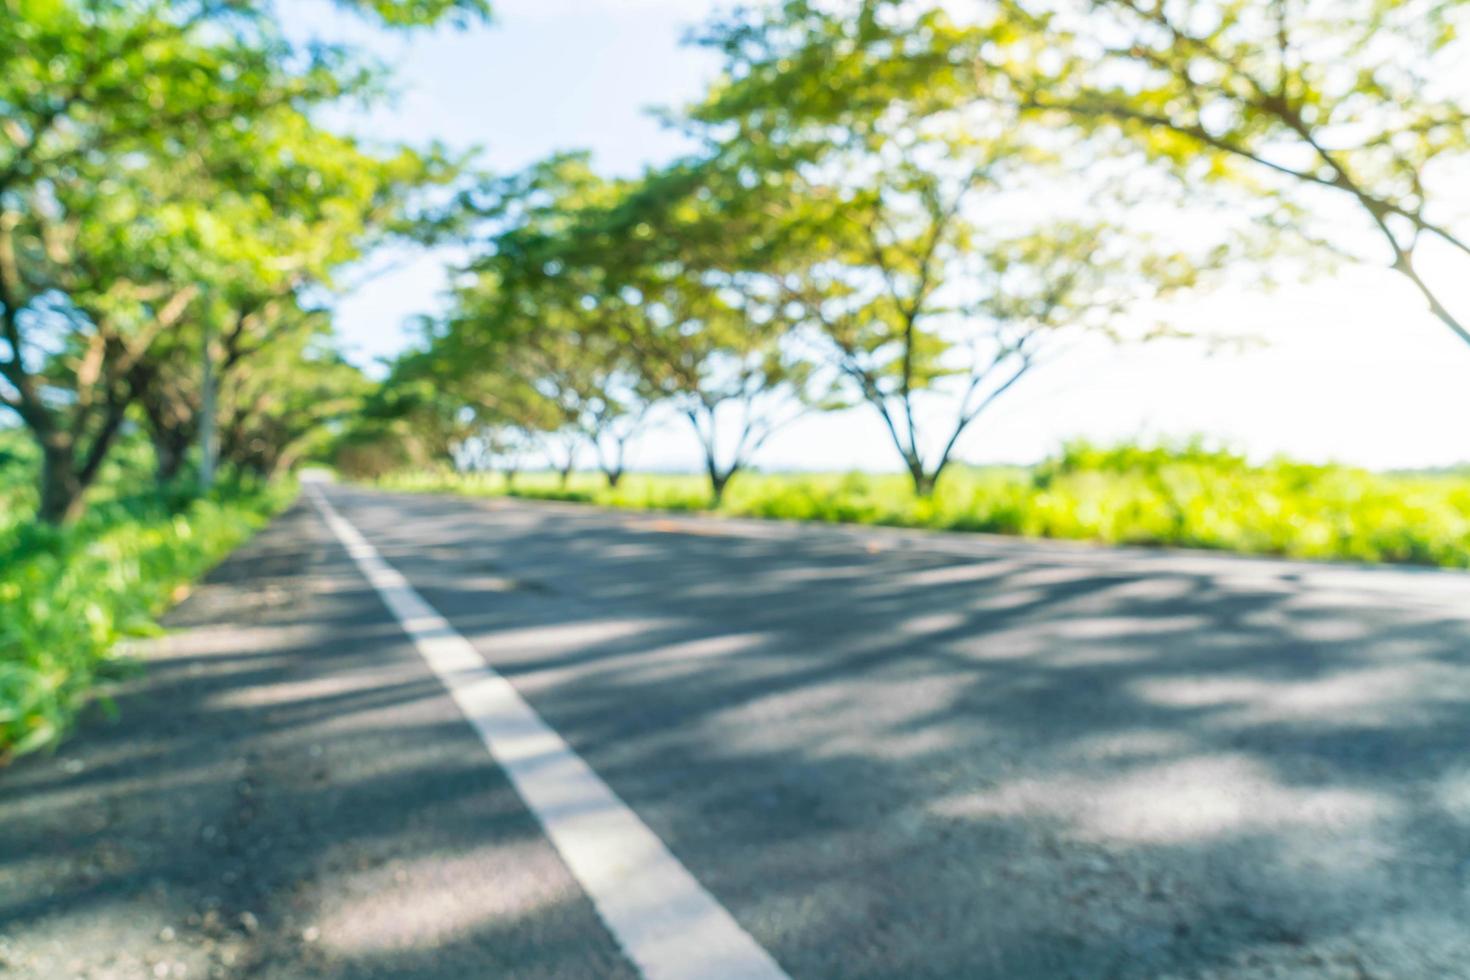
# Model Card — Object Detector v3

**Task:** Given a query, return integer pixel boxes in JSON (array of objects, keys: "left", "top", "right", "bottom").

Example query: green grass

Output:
[
  {"left": 0, "top": 430, "right": 294, "bottom": 761},
  {"left": 372, "top": 440, "right": 1470, "bottom": 569}
]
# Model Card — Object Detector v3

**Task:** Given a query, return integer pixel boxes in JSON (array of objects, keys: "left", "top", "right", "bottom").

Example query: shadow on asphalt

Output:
[
  {"left": 5, "top": 489, "right": 1470, "bottom": 978},
  {"left": 345, "top": 488, "right": 1470, "bottom": 979},
  {"left": 0, "top": 502, "right": 636, "bottom": 980}
]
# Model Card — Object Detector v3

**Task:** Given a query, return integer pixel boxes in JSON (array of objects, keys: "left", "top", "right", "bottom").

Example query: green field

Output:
[
  {"left": 375, "top": 442, "right": 1470, "bottom": 569},
  {"left": 0, "top": 432, "right": 293, "bottom": 761}
]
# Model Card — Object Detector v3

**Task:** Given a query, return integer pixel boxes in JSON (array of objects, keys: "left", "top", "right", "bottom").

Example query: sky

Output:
[{"left": 283, "top": 0, "right": 1470, "bottom": 473}]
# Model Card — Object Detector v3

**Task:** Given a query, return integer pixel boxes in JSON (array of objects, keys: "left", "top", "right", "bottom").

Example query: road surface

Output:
[{"left": 5, "top": 485, "right": 1470, "bottom": 979}]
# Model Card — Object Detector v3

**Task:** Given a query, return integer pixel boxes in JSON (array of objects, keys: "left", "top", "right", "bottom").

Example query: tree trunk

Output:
[
  {"left": 604, "top": 468, "right": 624, "bottom": 489},
  {"left": 150, "top": 428, "right": 191, "bottom": 486},
  {"left": 558, "top": 463, "right": 573, "bottom": 488},
  {"left": 138, "top": 387, "right": 197, "bottom": 488},
  {"left": 155, "top": 441, "right": 184, "bottom": 485},
  {"left": 33, "top": 397, "right": 131, "bottom": 524},
  {"left": 38, "top": 442, "right": 86, "bottom": 525},
  {"left": 709, "top": 467, "right": 733, "bottom": 507},
  {"left": 908, "top": 460, "right": 938, "bottom": 499}
]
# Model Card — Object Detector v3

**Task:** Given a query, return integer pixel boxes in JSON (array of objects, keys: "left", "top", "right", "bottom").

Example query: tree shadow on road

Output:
[
  {"left": 0, "top": 501, "right": 637, "bottom": 980},
  {"left": 359, "top": 489, "right": 1470, "bottom": 979},
  {"left": 7, "top": 488, "right": 1470, "bottom": 979}
]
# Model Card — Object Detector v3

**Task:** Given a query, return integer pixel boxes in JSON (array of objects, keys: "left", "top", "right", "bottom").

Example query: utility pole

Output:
[{"left": 200, "top": 315, "right": 217, "bottom": 492}]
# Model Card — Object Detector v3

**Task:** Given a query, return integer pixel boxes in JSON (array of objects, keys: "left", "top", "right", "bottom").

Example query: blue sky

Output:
[
  {"left": 283, "top": 0, "right": 723, "bottom": 367},
  {"left": 284, "top": 0, "right": 1470, "bottom": 472}
]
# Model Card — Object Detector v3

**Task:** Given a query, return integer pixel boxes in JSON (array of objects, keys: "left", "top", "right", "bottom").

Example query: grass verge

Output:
[
  {"left": 0, "top": 463, "right": 295, "bottom": 761},
  {"left": 370, "top": 441, "right": 1470, "bottom": 570}
]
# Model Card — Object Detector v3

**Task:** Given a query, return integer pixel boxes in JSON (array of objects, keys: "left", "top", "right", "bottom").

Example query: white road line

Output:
[{"left": 308, "top": 486, "right": 790, "bottom": 980}]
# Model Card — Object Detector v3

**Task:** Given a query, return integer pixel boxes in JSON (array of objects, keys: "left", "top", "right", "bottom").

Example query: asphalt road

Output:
[{"left": 6, "top": 485, "right": 1470, "bottom": 979}]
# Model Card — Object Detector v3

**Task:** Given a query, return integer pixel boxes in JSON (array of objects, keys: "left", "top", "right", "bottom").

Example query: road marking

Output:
[{"left": 309, "top": 487, "right": 790, "bottom": 980}]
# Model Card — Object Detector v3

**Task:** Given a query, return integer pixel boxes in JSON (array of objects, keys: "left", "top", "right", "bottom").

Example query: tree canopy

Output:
[
  {"left": 0, "top": 0, "right": 478, "bottom": 520},
  {"left": 7, "top": 0, "right": 1467, "bottom": 516}
]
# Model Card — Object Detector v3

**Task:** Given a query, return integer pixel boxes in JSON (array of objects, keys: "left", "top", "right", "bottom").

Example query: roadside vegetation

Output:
[
  {"left": 374, "top": 441, "right": 1470, "bottom": 570},
  {"left": 0, "top": 432, "right": 293, "bottom": 760}
]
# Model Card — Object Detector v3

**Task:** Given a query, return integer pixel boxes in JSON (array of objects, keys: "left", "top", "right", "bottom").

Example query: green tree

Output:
[
  {"left": 216, "top": 315, "right": 372, "bottom": 481},
  {"left": 486, "top": 308, "right": 649, "bottom": 488},
  {"left": 689, "top": 1, "right": 1215, "bottom": 495},
  {"left": 1, "top": 150, "right": 209, "bottom": 521},
  {"left": 0, "top": 0, "right": 479, "bottom": 520},
  {"left": 625, "top": 270, "right": 814, "bottom": 505},
  {"left": 983, "top": 0, "right": 1470, "bottom": 345},
  {"left": 747, "top": 0, "right": 1470, "bottom": 350},
  {"left": 334, "top": 351, "right": 478, "bottom": 480},
  {"left": 133, "top": 127, "right": 456, "bottom": 489},
  {"left": 444, "top": 157, "right": 654, "bottom": 487},
  {"left": 588, "top": 167, "right": 825, "bottom": 504}
]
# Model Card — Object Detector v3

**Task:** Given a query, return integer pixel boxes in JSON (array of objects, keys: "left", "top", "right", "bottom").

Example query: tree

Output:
[
  {"left": 626, "top": 270, "right": 815, "bottom": 505},
  {"left": 467, "top": 387, "right": 560, "bottom": 490},
  {"left": 1, "top": 116, "right": 442, "bottom": 518},
  {"left": 372, "top": 312, "right": 565, "bottom": 487},
  {"left": 440, "top": 156, "right": 658, "bottom": 488},
  {"left": 514, "top": 323, "right": 647, "bottom": 489},
  {"left": 583, "top": 166, "right": 827, "bottom": 504},
  {"left": 448, "top": 269, "right": 653, "bottom": 489},
  {"left": 776, "top": 204, "right": 1198, "bottom": 497},
  {"left": 133, "top": 128, "right": 457, "bottom": 490},
  {"left": 1, "top": 150, "right": 210, "bottom": 520},
  {"left": 806, "top": 0, "right": 1470, "bottom": 350},
  {"left": 987, "top": 0, "right": 1470, "bottom": 348},
  {"left": 429, "top": 287, "right": 652, "bottom": 489},
  {"left": 333, "top": 373, "right": 473, "bottom": 481},
  {"left": 215, "top": 317, "right": 372, "bottom": 481},
  {"left": 688, "top": 0, "right": 1216, "bottom": 495},
  {"left": 140, "top": 295, "right": 375, "bottom": 485},
  {"left": 0, "top": 0, "right": 479, "bottom": 520}
]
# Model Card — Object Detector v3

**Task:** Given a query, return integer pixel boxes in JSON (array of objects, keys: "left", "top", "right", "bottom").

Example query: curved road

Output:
[{"left": 5, "top": 485, "right": 1470, "bottom": 979}]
